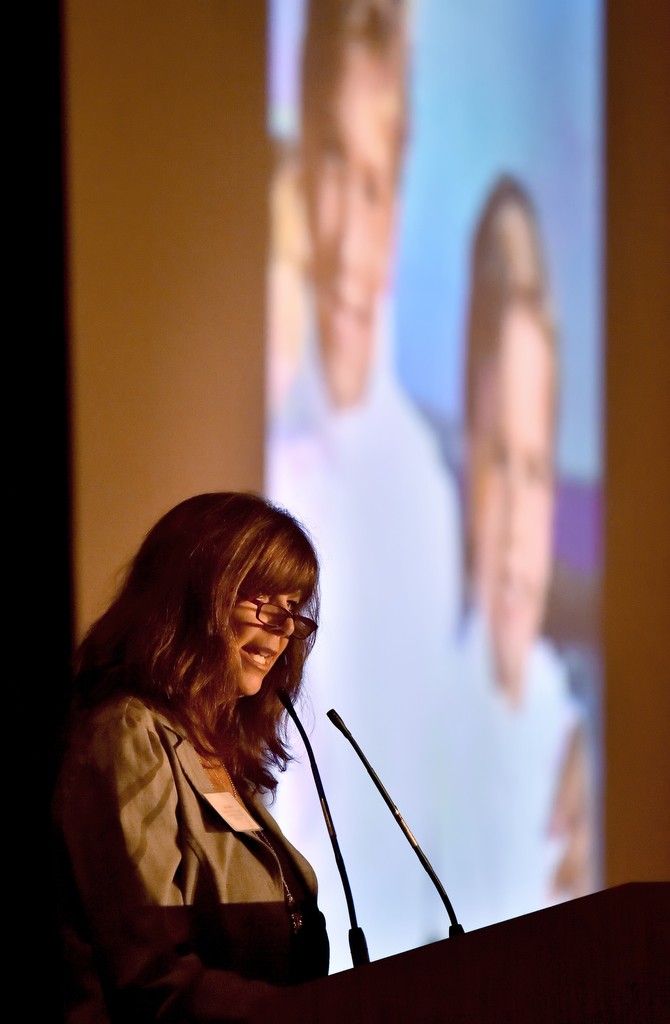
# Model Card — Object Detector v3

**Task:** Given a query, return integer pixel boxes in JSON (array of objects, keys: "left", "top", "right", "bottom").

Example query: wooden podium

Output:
[{"left": 255, "top": 883, "right": 669, "bottom": 1023}]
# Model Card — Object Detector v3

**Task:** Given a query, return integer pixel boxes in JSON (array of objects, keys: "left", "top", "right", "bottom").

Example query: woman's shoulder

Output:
[
  {"left": 52, "top": 696, "right": 186, "bottom": 835},
  {"left": 83, "top": 694, "right": 162, "bottom": 733},
  {"left": 63, "top": 695, "right": 183, "bottom": 770}
]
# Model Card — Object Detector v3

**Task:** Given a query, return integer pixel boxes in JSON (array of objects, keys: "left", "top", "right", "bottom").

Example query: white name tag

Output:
[{"left": 204, "top": 792, "right": 261, "bottom": 832}]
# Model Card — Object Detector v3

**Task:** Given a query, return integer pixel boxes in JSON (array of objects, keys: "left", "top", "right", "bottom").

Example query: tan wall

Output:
[
  {"left": 63, "top": 1, "right": 669, "bottom": 889},
  {"left": 63, "top": 0, "right": 268, "bottom": 633},
  {"left": 603, "top": 0, "right": 670, "bottom": 885}
]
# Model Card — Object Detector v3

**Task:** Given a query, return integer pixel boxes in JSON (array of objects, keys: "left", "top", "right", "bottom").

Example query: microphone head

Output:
[
  {"left": 327, "top": 708, "right": 347, "bottom": 734},
  {"left": 277, "top": 688, "right": 291, "bottom": 709}
]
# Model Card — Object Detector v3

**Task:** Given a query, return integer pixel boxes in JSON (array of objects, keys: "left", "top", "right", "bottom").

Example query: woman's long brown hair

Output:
[{"left": 71, "top": 491, "right": 320, "bottom": 796}]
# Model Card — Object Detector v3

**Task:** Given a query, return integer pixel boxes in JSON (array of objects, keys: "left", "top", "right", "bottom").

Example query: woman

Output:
[{"left": 52, "top": 491, "right": 330, "bottom": 1023}]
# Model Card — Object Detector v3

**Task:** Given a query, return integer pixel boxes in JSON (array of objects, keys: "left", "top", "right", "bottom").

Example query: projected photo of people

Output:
[
  {"left": 266, "top": 0, "right": 603, "bottom": 971},
  {"left": 266, "top": 0, "right": 462, "bottom": 971},
  {"left": 434, "top": 175, "right": 599, "bottom": 934}
]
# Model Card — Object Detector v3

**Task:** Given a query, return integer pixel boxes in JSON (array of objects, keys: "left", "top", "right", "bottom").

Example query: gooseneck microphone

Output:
[
  {"left": 278, "top": 689, "right": 370, "bottom": 967},
  {"left": 327, "top": 707, "right": 465, "bottom": 938}
]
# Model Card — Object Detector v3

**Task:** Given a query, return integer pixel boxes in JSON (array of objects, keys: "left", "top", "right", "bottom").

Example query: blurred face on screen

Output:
[
  {"left": 469, "top": 300, "right": 556, "bottom": 704},
  {"left": 302, "top": 42, "right": 402, "bottom": 409}
]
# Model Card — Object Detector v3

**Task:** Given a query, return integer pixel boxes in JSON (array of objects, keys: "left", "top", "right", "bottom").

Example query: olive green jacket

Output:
[{"left": 52, "top": 695, "right": 329, "bottom": 1023}]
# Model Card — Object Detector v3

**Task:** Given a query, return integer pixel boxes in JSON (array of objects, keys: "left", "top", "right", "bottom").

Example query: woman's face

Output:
[{"left": 230, "top": 592, "right": 301, "bottom": 697}]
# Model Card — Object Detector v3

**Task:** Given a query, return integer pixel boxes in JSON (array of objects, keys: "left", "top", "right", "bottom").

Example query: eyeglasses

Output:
[{"left": 244, "top": 599, "right": 318, "bottom": 640}]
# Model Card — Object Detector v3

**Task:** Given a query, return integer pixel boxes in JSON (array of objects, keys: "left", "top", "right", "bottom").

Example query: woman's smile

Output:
[{"left": 241, "top": 642, "right": 279, "bottom": 671}]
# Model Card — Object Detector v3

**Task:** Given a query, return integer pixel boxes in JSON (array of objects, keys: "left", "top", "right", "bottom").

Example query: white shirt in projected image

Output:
[
  {"left": 266, "top": 303, "right": 463, "bottom": 973},
  {"left": 435, "top": 607, "right": 580, "bottom": 936}
]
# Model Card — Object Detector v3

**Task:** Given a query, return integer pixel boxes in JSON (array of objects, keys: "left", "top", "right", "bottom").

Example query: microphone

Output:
[
  {"left": 278, "top": 689, "right": 370, "bottom": 967},
  {"left": 327, "top": 707, "right": 465, "bottom": 938}
]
